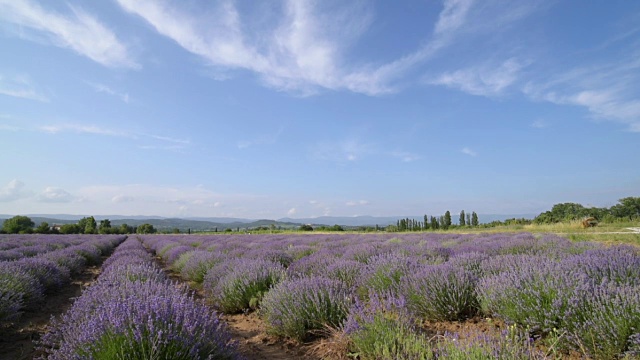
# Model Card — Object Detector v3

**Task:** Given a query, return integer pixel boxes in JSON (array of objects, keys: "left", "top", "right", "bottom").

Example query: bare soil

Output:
[{"left": 0, "top": 263, "right": 103, "bottom": 360}]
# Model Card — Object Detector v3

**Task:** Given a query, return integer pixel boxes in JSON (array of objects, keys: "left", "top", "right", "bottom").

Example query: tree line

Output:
[
  {"left": 0, "top": 215, "right": 157, "bottom": 235},
  {"left": 390, "top": 210, "right": 479, "bottom": 232},
  {"left": 533, "top": 197, "right": 640, "bottom": 224}
]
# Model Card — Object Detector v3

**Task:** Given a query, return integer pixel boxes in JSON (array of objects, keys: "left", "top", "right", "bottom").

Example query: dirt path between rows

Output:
[{"left": 0, "top": 262, "right": 103, "bottom": 360}]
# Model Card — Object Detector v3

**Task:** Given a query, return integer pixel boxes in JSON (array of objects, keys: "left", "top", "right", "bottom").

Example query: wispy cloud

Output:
[
  {"left": 523, "top": 49, "right": 640, "bottom": 132},
  {"left": 0, "top": 0, "right": 138, "bottom": 68},
  {"left": 39, "top": 123, "right": 133, "bottom": 138},
  {"left": 37, "top": 123, "right": 191, "bottom": 150},
  {"left": 237, "top": 127, "right": 283, "bottom": 149},
  {"left": 87, "top": 82, "right": 130, "bottom": 103},
  {"left": 37, "top": 186, "right": 74, "bottom": 203},
  {"left": 461, "top": 147, "right": 477, "bottom": 157},
  {"left": 312, "top": 138, "right": 373, "bottom": 162},
  {"left": 346, "top": 200, "right": 369, "bottom": 206},
  {"left": 0, "top": 74, "right": 49, "bottom": 102},
  {"left": 429, "top": 58, "right": 527, "bottom": 97},
  {"left": 531, "top": 119, "right": 548, "bottom": 129},
  {"left": 391, "top": 151, "right": 421, "bottom": 163},
  {"left": 113, "top": 0, "right": 487, "bottom": 96},
  {"left": 0, "top": 179, "right": 31, "bottom": 202}
]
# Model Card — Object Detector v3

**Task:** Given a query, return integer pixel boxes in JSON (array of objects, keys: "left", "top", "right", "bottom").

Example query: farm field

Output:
[{"left": 1, "top": 232, "right": 639, "bottom": 359}]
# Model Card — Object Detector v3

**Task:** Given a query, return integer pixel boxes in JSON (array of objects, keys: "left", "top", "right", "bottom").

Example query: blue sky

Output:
[{"left": 1, "top": 0, "right": 639, "bottom": 219}]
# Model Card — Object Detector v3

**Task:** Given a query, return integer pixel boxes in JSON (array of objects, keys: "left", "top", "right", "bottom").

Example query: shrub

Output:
[
  {"left": 564, "top": 282, "right": 640, "bottom": 359},
  {"left": 402, "top": 263, "right": 478, "bottom": 321},
  {"left": 260, "top": 276, "right": 352, "bottom": 341},
  {"left": 344, "top": 292, "right": 433, "bottom": 360},
  {"left": 477, "top": 256, "right": 587, "bottom": 335},
  {"left": 206, "top": 258, "right": 285, "bottom": 313},
  {"left": 182, "top": 251, "right": 225, "bottom": 283}
]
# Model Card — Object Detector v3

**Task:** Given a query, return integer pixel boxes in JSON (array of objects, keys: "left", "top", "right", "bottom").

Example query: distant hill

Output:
[{"left": 1, "top": 213, "right": 538, "bottom": 231}]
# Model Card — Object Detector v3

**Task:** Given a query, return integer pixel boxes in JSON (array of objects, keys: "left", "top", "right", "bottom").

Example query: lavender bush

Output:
[
  {"left": 477, "top": 256, "right": 587, "bottom": 335},
  {"left": 344, "top": 292, "right": 433, "bottom": 360},
  {"left": 402, "top": 263, "right": 478, "bottom": 321},
  {"left": 260, "top": 276, "right": 352, "bottom": 341},
  {"left": 206, "top": 258, "right": 285, "bottom": 313}
]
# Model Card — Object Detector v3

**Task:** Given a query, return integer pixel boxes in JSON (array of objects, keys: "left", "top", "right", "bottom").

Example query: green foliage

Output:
[
  {"left": 348, "top": 315, "right": 433, "bottom": 360},
  {"left": 77, "top": 216, "right": 97, "bottom": 234},
  {"left": 299, "top": 224, "right": 314, "bottom": 231},
  {"left": 136, "top": 223, "right": 157, "bottom": 234},
  {"left": 35, "top": 221, "right": 50, "bottom": 234},
  {"left": 2, "top": 215, "right": 34, "bottom": 234},
  {"left": 98, "top": 219, "right": 111, "bottom": 234},
  {"left": 59, "top": 223, "right": 81, "bottom": 234},
  {"left": 471, "top": 212, "right": 479, "bottom": 227},
  {"left": 459, "top": 210, "right": 466, "bottom": 226},
  {"left": 443, "top": 211, "right": 452, "bottom": 230}
]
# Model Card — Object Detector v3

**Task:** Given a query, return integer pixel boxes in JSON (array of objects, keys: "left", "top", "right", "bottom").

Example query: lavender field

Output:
[
  {"left": 1, "top": 232, "right": 639, "bottom": 359},
  {"left": 139, "top": 232, "right": 640, "bottom": 360}
]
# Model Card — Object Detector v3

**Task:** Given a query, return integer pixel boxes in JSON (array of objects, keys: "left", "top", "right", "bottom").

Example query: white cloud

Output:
[
  {"left": 87, "top": 82, "right": 130, "bottom": 103},
  {"left": 346, "top": 200, "right": 369, "bottom": 206},
  {"left": 530, "top": 119, "right": 548, "bottom": 129},
  {"left": 112, "top": 194, "right": 134, "bottom": 203},
  {"left": 113, "top": 0, "right": 484, "bottom": 96},
  {"left": 312, "top": 138, "right": 373, "bottom": 162},
  {"left": 523, "top": 32, "right": 640, "bottom": 132},
  {"left": 461, "top": 147, "right": 477, "bottom": 157},
  {"left": 39, "top": 123, "right": 132, "bottom": 138},
  {"left": 434, "top": 0, "right": 475, "bottom": 36},
  {"left": 0, "top": 179, "right": 30, "bottom": 202},
  {"left": 287, "top": 207, "right": 297, "bottom": 216},
  {"left": 429, "top": 58, "right": 526, "bottom": 97},
  {"left": 37, "top": 187, "right": 74, "bottom": 203},
  {"left": 237, "top": 127, "right": 283, "bottom": 149},
  {"left": 392, "top": 151, "right": 421, "bottom": 163},
  {"left": 0, "top": 0, "right": 138, "bottom": 68},
  {"left": 0, "top": 74, "right": 49, "bottom": 102}
]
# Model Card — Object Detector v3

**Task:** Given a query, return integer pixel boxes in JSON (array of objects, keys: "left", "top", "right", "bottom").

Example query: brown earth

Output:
[{"left": 0, "top": 262, "right": 103, "bottom": 360}]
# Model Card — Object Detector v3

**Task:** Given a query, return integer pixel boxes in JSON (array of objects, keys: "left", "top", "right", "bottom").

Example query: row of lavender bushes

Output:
[
  {"left": 140, "top": 233, "right": 640, "bottom": 359},
  {"left": 39, "top": 236, "right": 239, "bottom": 359},
  {"left": 0, "top": 235, "right": 125, "bottom": 327}
]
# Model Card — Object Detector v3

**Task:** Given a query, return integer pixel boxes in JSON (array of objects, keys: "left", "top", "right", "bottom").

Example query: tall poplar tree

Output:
[{"left": 459, "top": 210, "right": 466, "bottom": 226}]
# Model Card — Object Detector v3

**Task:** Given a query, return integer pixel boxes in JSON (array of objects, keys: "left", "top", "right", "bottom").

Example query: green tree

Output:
[
  {"left": 459, "top": 210, "right": 466, "bottom": 226},
  {"left": 77, "top": 216, "right": 97, "bottom": 234},
  {"left": 98, "top": 219, "right": 112, "bottom": 234},
  {"left": 471, "top": 212, "right": 479, "bottom": 227},
  {"left": 430, "top": 216, "right": 439, "bottom": 230},
  {"left": 59, "top": 223, "right": 81, "bottom": 234},
  {"left": 299, "top": 224, "right": 314, "bottom": 231},
  {"left": 35, "top": 221, "right": 50, "bottom": 234},
  {"left": 610, "top": 197, "right": 640, "bottom": 220},
  {"left": 119, "top": 223, "right": 134, "bottom": 234},
  {"left": 443, "top": 211, "right": 452, "bottom": 230},
  {"left": 2, "top": 215, "right": 34, "bottom": 234},
  {"left": 137, "top": 223, "right": 157, "bottom": 234}
]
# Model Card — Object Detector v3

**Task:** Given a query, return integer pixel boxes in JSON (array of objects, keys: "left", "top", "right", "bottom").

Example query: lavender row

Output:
[
  {"left": 39, "top": 236, "right": 239, "bottom": 359},
  {"left": 0, "top": 234, "right": 113, "bottom": 261},
  {"left": 140, "top": 233, "right": 640, "bottom": 358},
  {"left": 0, "top": 235, "right": 125, "bottom": 328}
]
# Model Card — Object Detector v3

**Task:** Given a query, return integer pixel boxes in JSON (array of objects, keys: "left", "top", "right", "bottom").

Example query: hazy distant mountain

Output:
[{"left": 1, "top": 213, "right": 538, "bottom": 230}]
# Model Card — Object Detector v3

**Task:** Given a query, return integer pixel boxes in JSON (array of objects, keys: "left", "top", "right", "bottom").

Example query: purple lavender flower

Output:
[
  {"left": 260, "top": 276, "right": 352, "bottom": 341},
  {"left": 401, "top": 263, "right": 478, "bottom": 321}
]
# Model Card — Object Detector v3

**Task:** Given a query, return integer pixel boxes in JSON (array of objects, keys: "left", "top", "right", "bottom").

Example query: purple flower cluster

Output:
[
  {"left": 0, "top": 234, "right": 125, "bottom": 326},
  {"left": 402, "top": 263, "right": 478, "bottom": 321},
  {"left": 40, "top": 236, "right": 238, "bottom": 359},
  {"left": 204, "top": 258, "right": 285, "bottom": 313},
  {"left": 260, "top": 276, "right": 352, "bottom": 341}
]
